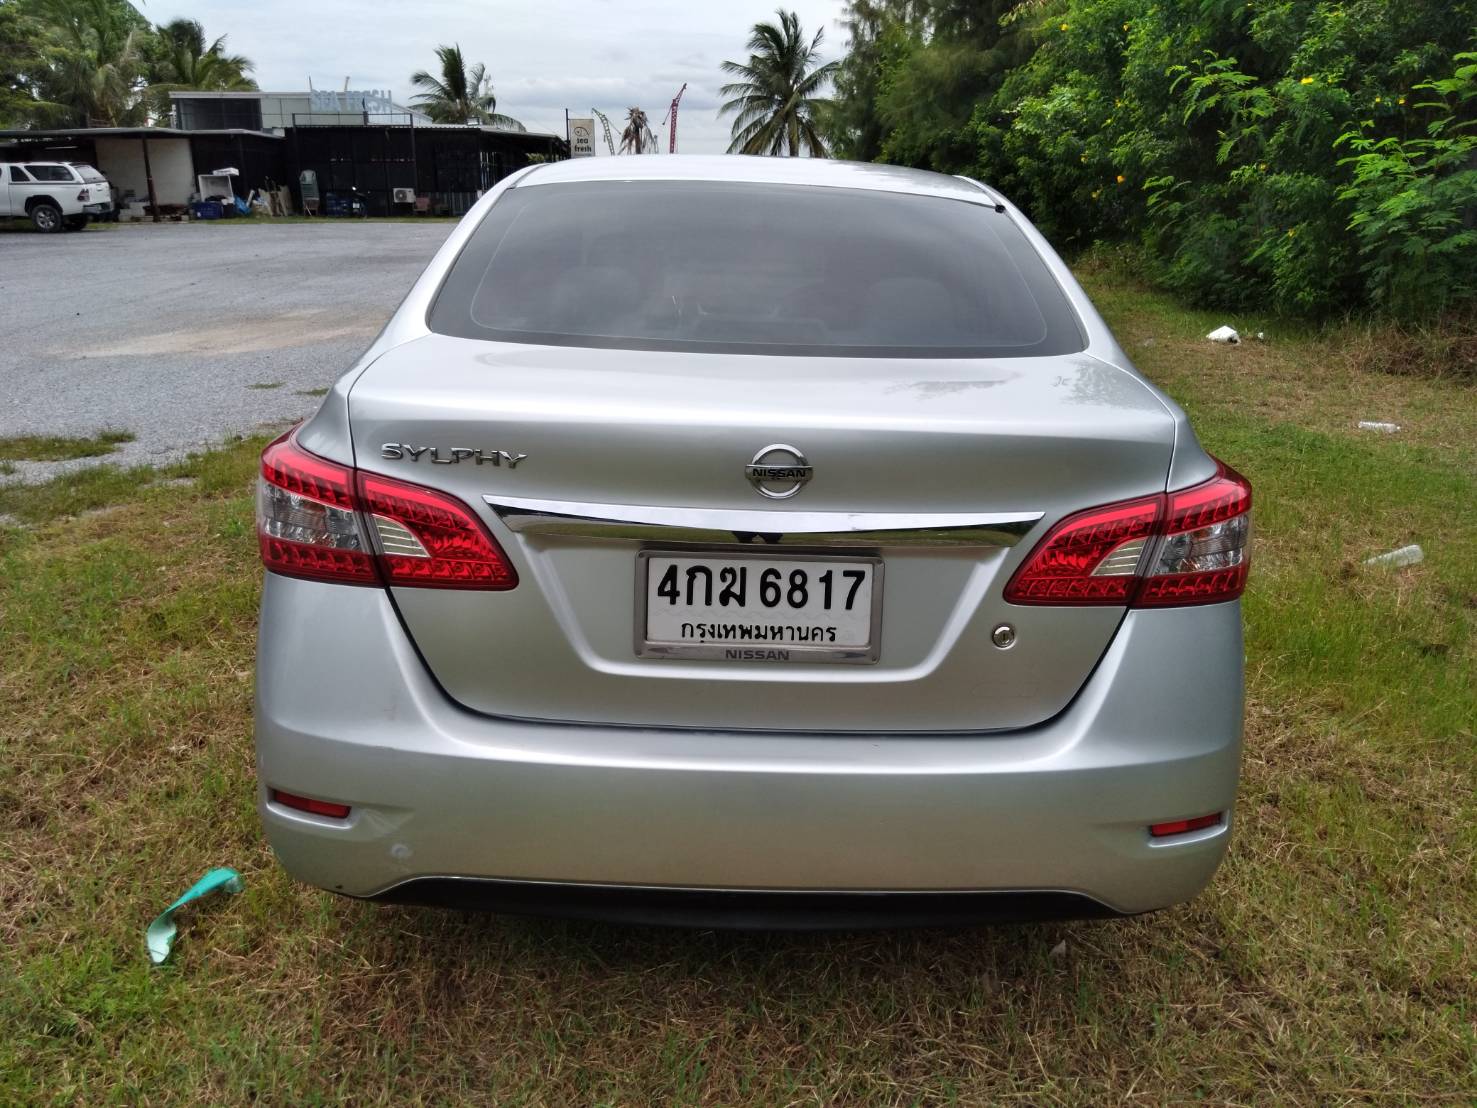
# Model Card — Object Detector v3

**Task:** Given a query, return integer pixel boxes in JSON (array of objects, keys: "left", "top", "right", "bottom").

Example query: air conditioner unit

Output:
[{"left": 392, "top": 187, "right": 416, "bottom": 204}]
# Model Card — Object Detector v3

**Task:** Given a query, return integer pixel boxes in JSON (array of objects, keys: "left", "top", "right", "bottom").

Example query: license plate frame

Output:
[{"left": 636, "top": 548, "right": 883, "bottom": 664}]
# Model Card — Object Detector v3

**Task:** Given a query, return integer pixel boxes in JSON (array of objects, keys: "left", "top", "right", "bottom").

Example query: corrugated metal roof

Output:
[{"left": 0, "top": 126, "right": 281, "bottom": 140}]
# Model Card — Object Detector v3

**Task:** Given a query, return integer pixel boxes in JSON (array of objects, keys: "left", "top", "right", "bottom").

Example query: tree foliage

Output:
[
  {"left": 143, "top": 18, "right": 256, "bottom": 123},
  {"left": 720, "top": 9, "right": 838, "bottom": 156},
  {"left": 831, "top": 0, "right": 1036, "bottom": 171},
  {"left": 828, "top": 0, "right": 1477, "bottom": 318},
  {"left": 21, "top": 0, "right": 151, "bottom": 125},
  {"left": 410, "top": 43, "right": 524, "bottom": 130},
  {"left": 0, "top": 2, "right": 56, "bottom": 126},
  {"left": 1, "top": 0, "right": 258, "bottom": 128}
]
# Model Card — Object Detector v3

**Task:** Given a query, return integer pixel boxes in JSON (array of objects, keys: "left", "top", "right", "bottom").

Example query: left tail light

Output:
[
  {"left": 1004, "top": 461, "right": 1251, "bottom": 608},
  {"left": 256, "top": 430, "right": 518, "bottom": 590}
]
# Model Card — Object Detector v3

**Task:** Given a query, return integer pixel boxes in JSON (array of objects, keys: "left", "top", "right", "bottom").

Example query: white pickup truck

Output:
[{"left": 0, "top": 161, "right": 114, "bottom": 232}]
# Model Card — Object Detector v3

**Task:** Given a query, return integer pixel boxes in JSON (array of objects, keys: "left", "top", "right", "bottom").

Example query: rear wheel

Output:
[
  {"left": 63, "top": 214, "right": 89, "bottom": 232},
  {"left": 29, "top": 203, "right": 62, "bottom": 233}
]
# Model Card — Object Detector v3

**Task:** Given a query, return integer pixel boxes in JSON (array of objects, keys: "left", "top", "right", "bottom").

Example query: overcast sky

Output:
[{"left": 164, "top": 0, "right": 851, "bottom": 153}]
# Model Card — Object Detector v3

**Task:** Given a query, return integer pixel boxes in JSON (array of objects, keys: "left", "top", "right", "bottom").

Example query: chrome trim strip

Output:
[{"left": 485, "top": 494, "right": 1041, "bottom": 547}]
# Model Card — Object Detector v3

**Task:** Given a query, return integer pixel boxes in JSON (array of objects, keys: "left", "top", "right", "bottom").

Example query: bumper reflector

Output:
[
  {"left": 1149, "top": 812, "right": 1222, "bottom": 838},
  {"left": 271, "top": 789, "right": 351, "bottom": 819}
]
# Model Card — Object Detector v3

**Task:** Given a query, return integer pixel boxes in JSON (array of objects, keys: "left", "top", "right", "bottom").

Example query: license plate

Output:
[{"left": 637, "top": 551, "right": 882, "bottom": 663}]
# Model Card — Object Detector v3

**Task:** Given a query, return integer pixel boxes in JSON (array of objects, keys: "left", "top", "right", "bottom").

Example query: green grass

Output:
[
  {"left": 0, "top": 429, "right": 134, "bottom": 463},
  {"left": 0, "top": 274, "right": 1473, "bottom": 1104},
  {"left": 0, "top": 220, "right": 117, "bottom": 234}
]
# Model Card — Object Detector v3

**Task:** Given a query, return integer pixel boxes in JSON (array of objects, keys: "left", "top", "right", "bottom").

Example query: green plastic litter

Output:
[{"left": 146, "top": 867, "right": 243, "bottom": 964}]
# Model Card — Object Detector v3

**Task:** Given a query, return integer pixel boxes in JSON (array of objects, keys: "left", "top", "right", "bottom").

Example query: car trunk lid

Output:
[{"left": 347, "top": 333, "right": 1176, "bottom": 732}]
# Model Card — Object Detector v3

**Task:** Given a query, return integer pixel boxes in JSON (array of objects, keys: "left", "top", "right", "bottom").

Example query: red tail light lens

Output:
[
  {"left": 1136, "top": 463, "right": 1251, "bottom": 607},
  {"left": 1002, "top": 495, "right": 1162, "bottom": 605},
  {"left": 256, "top": 431, "right": 517, "bottom": 590},
  {"left": 358, "top": 472, "right": 518, "bottom": 589},
  {"left": 1004, "top": 461, "right": 1251, "bottom": 608},
  {"left": 258, "top": 433, "right": 377, "bottom": 584}
]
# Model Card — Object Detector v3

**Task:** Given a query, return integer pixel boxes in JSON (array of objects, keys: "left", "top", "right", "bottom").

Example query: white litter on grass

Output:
[
  {"left": 1358, "top": 420, "right": 1401, "bottom": 433},
  {"left": 1365, "top": 544, "right": 1424, "bottom": 568},
  {"left": 1049, "top": 940, "right": 1068, "bottom": 960},
  {"left": 1206, "top": 325, "right": 1240, "bottom": 344}
]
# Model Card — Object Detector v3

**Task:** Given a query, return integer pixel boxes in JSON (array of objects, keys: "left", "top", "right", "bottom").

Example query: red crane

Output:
[{"left": 660, "top": 83, "right": 688, "bottom": 154}]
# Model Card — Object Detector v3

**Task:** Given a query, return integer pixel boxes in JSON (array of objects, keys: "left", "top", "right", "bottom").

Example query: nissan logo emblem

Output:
[{"left": 745, "top": 444, "right": 812, "bottom": 499}]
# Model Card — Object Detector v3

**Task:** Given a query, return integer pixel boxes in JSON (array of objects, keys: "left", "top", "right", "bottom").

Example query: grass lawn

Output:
[
  {"left": 1, "top": 267, "right": 1473, "bottom": 1104},
  {"left": 0, "top": 430, "right": 135, "bottom": 463}
]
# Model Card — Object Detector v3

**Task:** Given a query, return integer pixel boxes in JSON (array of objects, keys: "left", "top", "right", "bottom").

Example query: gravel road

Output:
[{"left": 0, "top": 221, "right": 456, "bottom": 481}]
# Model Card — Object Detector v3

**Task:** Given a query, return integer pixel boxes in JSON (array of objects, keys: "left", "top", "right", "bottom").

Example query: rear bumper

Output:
[
  {"left": 255, "top": 575, "right": 1243, "bottom": 918},
  {"left": 365, "top": 879, "right": 1122, "bottom": 929}
]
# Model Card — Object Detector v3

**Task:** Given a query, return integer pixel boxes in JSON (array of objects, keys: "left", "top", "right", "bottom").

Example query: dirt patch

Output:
[{"left": 60, "top": 307, "right": 387, "bottom": 359}]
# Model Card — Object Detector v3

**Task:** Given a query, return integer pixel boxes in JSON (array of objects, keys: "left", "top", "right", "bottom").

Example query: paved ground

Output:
[{"left": 0, "top": 221, "right": 456, "bottom": 481}]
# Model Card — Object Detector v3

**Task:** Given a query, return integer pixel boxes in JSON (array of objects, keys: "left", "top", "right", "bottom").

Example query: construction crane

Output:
[
  {"left": 590, "top": 108, "right": 616, "bottom": 156},
  {"left": 658, "top": 83, "right": 687, "bottom": 154}
]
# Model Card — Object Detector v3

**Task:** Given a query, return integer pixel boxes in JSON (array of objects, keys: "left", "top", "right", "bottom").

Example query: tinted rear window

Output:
[
  {"left": 428, "top": 181, "right": 1084, "bottom": 358},
  {"left": 25, "top": 165, "right": 76, "bottom": 182}
]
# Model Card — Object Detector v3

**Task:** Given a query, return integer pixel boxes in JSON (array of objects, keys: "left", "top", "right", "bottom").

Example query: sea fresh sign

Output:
[
  {"left": 310, "top": 89, "right": 397, "bottom": 115},
  {"left": 569, "top": 118, "right": 596, "bottom": 157}
]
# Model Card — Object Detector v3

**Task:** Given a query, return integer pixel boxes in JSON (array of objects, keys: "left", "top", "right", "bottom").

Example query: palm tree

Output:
[
  {"left": 410, "top": 44, "right": 524, "bottom": 130},
  {"left": 145, "top": 19, "right": 255, "bottom": 123},
  {"left": 30, "top": 0, "right": 150, "bottom": 126},
  {"left": 618, "top": 106, "right": 657, "bottom": 154},
  {"left": 720, "top": 9, "right": 838, "bottom": 156},
  {"left": 0, "top": 3, "right": 62, "bottom": 127}
]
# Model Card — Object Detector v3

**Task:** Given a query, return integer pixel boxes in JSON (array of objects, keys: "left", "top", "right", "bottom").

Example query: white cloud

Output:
[{"left": 160, "top": 0, "right": 850, "bottom": 153}]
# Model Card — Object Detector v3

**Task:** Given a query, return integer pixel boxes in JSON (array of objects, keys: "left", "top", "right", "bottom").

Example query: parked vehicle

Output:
[
  {"left": 255, "top": 157, "right": 1251, "bottom": 927},
  {"left": 0, "top": 161, "right": 113, "bottom": 232}
]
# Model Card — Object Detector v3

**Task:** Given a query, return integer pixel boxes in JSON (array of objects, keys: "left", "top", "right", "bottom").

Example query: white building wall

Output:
[{"left": 94, "top": 137, "right": 195, "bottom": 206}]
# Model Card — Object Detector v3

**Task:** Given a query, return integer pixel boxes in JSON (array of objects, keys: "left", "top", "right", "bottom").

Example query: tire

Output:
[
  {"left": 63, "top": 214, "right": 89, "bottom": 232},
  {"left": 29, "top": 203, "right": 62, "bottom": 233}
]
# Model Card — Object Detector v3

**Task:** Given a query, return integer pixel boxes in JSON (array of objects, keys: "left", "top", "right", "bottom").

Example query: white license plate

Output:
[{"left": 637, "top": 551, "right": 882, "bottom": 663}]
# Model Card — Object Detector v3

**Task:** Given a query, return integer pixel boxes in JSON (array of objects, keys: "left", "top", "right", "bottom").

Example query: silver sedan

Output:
[{"left": 255, "top": 156, "right": 1250, "bottom": 926}]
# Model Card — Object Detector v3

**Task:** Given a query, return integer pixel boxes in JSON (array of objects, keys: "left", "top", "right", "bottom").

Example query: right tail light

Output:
[{"left": 1004, "top": 461, "right": 1251, "bottom": 607}]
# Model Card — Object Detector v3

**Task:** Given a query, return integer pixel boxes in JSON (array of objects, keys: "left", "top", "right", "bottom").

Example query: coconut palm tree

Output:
[
  {"left": 0, "top": 3, "right": 61, "bottom": 126},
  {"left": 720, "top": 9, "right": 838, "bottom": 156},
  {"left": 144, "top": 18, "right": 255, "bottom": 123},
  {"left": 410, "top": 44, "right": 524, "bottom": 130},
  {"left": 30, "top": 0, "right": 150, "bottom": 126},
  {"left": 617, "top": 106, "right": 657, "bottom": 154}
]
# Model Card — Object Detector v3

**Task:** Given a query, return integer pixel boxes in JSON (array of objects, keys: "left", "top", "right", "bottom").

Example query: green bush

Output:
[
  {"left": 832, "top": 0, "right": 1477, "bottom": 320},
  {"left": 1335, "top": 53, "right": 1477, "bottom": 318}
]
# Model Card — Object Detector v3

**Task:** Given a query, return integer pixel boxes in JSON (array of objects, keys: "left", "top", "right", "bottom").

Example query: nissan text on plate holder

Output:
[{"left": 254, "top": 156, "right": 1250, "bottom": 927}]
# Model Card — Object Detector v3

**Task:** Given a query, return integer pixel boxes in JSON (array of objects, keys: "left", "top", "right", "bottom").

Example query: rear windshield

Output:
[
  {"left": 25, "top": 164, "right": 77, "bottom": 183},
  {"left": 428, "top": 181, "right": 1084, "bottom": 358},
  {"left": 73, "top": 164, "right": 106, "bottom": 182}
]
